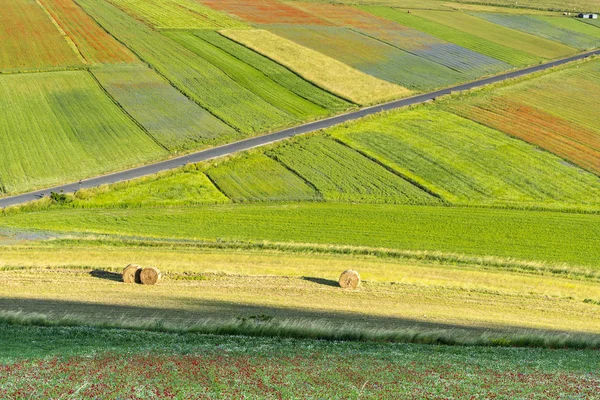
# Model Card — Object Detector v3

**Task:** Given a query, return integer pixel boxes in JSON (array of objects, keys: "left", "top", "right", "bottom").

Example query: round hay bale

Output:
[
  {"left": 339, "top": 270, "right": 360, "bottom": 289},
  {"left": 122, "top": 264, "right": 142, "bottom": 284},
  {"left": 140, "top": 267, "right": 162, "bottom": 285}
]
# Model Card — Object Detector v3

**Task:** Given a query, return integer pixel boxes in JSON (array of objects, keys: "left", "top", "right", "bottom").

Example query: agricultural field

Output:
[
  {"left": 222, "top": 29, "right": 411, "bottom": 104},
  {"left": 476, "top": 13, "right": 600, "bottom": 49},
  {"left": 38, "top": 0, "right": 138, "bottom": 64},
  {"left": 448, "top": 0, "right": 600, "bottom": 12},
  {"left": 0, "top": 70, "right": 166, "bottom": 195},
  {"left": 77, "top": 0, "right": 295, "bottom": 133},
  {"left": 91, "top": 64, "right": 237, "bottom": 152},
  {"left": 200, "top": 0, "right": 331, "bottom": 25},
  {"left": 332, "top": 108, "right": 600, "bottom": 206},
  {"left": 205, "top": 153, "right": 319, "bottom": 202},
  {"left": 108, "top": 0, "right": 248, "bottom": 29},
  {"left": 267, "top": 136, "right": 438, "bottom": 204},
  {"left": 448, "top": 59, "right": 600, "bottom": 175},
  {"left": 0, "top": 0, "right": 81, "bottom": 71}
]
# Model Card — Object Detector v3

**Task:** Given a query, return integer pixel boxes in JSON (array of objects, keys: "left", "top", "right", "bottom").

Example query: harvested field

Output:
[
  {"left": 333, "top": 108, "right": 600, "bottom": 205},
  {"left": 92, "top": 64, "right": 237, "bottom": 152},
  {"left": 362, "top": 6, "right": 539, "bottom": 66},
  {"left": 0, "top": 70, "right": 166, "bottom": 194},
  {"left": 38, "top": 0, "right": 137, "bottom": 64},
  {"left": 0, "top": 0, "right": 81, "bottom": 71},
  {"left": 108, "top": 0, "right": 247, "bottom": 29},
  {"left": 193, "top": 31, "right": 350, "bottom": 112},
  {"left": 205, "top": 153, "right": 319, "bottom": 202},
  {"left": 201, "top": 0, "right": 330, "bottom": 25},
  {"left": 267, "top": 136, "right": 437, "bottom": 204},
  {"left": 411, "top": 11, "right": 575, "bottom": 59},
  {"left": 78, "top": 0, "right": 292, "bottom": 133},
  {"left": 222, "top": 29, "right": 411, "bottom": 104},
  {"left": 164, "top": 31, "right": 330, "bottom": 120},
  {"left": 476, "top": 13, "right": 599, "bottom": 50}
]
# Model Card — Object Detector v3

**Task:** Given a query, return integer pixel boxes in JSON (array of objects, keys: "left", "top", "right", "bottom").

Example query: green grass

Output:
[
  {"left": 475, "top": 13, "right": 600, "bottom": 50},
  {"left": 108, "top": 0, "right": 247, "bottom": 29},
  {"left": 1, "top": 325, "right": 598, "bottom": 398},
  {"left": 411, "top": 10, "right": 576, "bottom": 59},
  {"left": 77, "top": 0, "right": 293, "bottom": 134},
  {"left": 163, "top": 31, "right": 330, "bottom": 120},
  {"left": 267, "top": 136, "right": 438, "bottom": 204},
  {"left": 332, "top": 108, "right": 600, "bottom": 206},
  {"left": 360, "top": 6, "right": 540, "bottom": 66},
  {"left": 536, "top": 16, "right": 600, "bottom": 39},
  {"left": 0, "top": 70, "right": 166, "bottom": 195},
  {"left": 185, "top": 30, "right": 351, "bottom": 113},
  {"left": 92, "top": 64, "right": 236, "bottom": 152},
  {"left": 205, "top": 153, "right": 319, "bottom": 202},
  {"left": 2, "top": 203, "right": 599, "bottom": 267}
]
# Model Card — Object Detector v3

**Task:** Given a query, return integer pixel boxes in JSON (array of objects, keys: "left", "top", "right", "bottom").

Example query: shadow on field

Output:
[
  {"left": 89, "top": 270, "right": 122, "bottom": 282},
  {"left": 301, "top": 277, "right": 339, "bottom": 287}
]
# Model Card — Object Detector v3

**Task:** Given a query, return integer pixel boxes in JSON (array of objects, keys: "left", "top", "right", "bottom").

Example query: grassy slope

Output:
[
  {"left": 0, "top": 70, "right": 166, "bottom": 194},
  {"left": 221, "top": 29, "right": 410, "bottom": 105},
  {"left": 92, "top": 64, "right": 236, "bottom": 152},
  {"left": 332, "top": 108, "right": 600, "bottom": 205},
  {"left": 164, "top": 31, "right": 330, "bottom": 120},
  {"left": 77, "top": 0, "right": 293, "bottom": 134},
  {"left": 2, "top": 203, "right": 599, "bottom": 267},
  {"left": 1, "top": 325, "right": 598, "bottom": 398},
  {"left": 361, "top": 6, "right": 539, "bottom": 66}
]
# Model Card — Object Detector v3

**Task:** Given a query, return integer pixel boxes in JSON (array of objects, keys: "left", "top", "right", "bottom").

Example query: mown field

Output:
[{"left": 1, "top": 324, "right": 598, "bottom": 398}]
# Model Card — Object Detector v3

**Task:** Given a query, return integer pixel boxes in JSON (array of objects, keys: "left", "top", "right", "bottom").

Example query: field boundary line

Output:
[
  {"left": 1, "top": 49, "right": 599, "bottom": 209},
  {"left": 36, "top": 0, "right": 87, "bottom": 65}
]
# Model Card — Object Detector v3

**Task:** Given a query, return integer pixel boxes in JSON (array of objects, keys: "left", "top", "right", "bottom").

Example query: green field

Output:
[
  {"left": 77, "top": 0, "right": 294, "bottom": 134},
  {"left": 0, "top": 70, "right": 165, "bottom": 195},
  {"left": 92, "top": 64, "right": 237, "bottom": 151},
  {"left": 205, "top": 153, "right": 319, "bottom": 202}
]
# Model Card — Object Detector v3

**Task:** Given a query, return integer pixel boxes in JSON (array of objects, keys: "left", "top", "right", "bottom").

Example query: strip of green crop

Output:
[
  {"left": 77, "top": 0, "right": 293, "bottom": 134},
  {"left": 190, "top": 30, "right": 351, "bottom": 113},
  {"left": 163, "top": 31, "right": 329, "bottom": 120},
  {"left": 267, "top": 136, "right": 438, "bottom": 204},
  {"left": 91, "top": 64, "right": 236, "bottom": 152},
  {"left": 0, "top": 70, "right": 166, "bottom": 195},
  {"left": 332, "top": 107, "right": 600, "bottom": 206},
  {"left": 360, "top": 6, "right": 539, "bottom": 66},
  {"left": 1, "top": 203, "right": 599, "bottom": 267},
  {"left": 535, "top": 16, "right": 600, "bottom": 40},
  {"left": 205, "top": 153, "right": 319, "bottom": 203}
]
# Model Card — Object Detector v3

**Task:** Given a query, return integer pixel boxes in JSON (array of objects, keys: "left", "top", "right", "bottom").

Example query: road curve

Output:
[{"left": 1, "top": 49, "right": 599, "bottom": 209}]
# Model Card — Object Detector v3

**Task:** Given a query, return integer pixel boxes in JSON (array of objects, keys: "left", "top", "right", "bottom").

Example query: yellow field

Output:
[{"left": 221, "top": 29, "right": 411, "bottom": 105}]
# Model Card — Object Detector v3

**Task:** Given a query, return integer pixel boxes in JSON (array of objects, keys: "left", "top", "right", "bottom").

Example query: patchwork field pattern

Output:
[
  {"left": 267, "top": 136, "right": 438, "bottom": 204},
  {"left": 536, "top": 16, "right": 600, "bottom": 40},
  {"left": 0, "top": 0, "right": 81, "bottom": 71},
  {"left": 293, "top": 3, "right": 510, "bottom": 78},
  {"left": 332, "top": 108, "right": 600, "bottom": 206},
  {"left": 222, "top": 29, "right": 411, "bottom": 104},
  {"left": 260, "top": 26, "right": 462, "bottom": 91},
  {"left": 91, "top": 64, "right": 237, "bottom": 152},
  {"left": 164, "top": 31, "right": 331, "bottom": 120},
  {"left": 200, "top": 0, "right": 330, "bottom": 25},
  {"left": 192, "top": 31, "right": 350, "bottom": 112},
  {"left": 38, "top": 0, "right": 137, "bottom": 64},
  {"left": 0, "top": 71, "right": 165, "bottom": 194},
  {"left": 411, "top": 11, "right": 576, "bottom": 59},
  {"left": 361, "top": 6, "right": 540, "bottom": 66},
  {"left": 475, "top": 14, "right": 599, "bottom": 50},
  {"left": 78, "top": 0, "right": 293, "bottom": 134},
  {"left": 108, "top": 0, "right": 247, "bottom": 29},
  {"left": 206, "top": 153, "right": 319, "bottom": 202}
]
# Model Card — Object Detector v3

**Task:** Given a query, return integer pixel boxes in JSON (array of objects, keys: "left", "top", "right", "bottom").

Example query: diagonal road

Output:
[{"left": 1, "top": 49, "right": 599, "bottom": 209}]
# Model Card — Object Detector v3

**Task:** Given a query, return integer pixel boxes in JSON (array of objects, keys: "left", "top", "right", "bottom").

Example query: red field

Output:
[
  {"left": 454, "top": 98, "right": 600, "bottom": 175},
  {"left": 200, "top": 0, "right": 330, "bottom": 25},
  {"left": 0, "top": 0, "right": 81, "bottom": 71},
  {"left": 39, "top": 0, "right": 138, "bottom": 64},
  {"left": 293, "top": 2, "right": 403, "bottom": 30}
]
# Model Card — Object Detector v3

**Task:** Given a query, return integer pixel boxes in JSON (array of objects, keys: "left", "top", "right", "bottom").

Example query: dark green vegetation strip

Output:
[
  {"left": 1, "top": 325, "right": 598, "bottom": 398},
  {"left": 2, "top": 203, "right": 599, "bottom": 267}
]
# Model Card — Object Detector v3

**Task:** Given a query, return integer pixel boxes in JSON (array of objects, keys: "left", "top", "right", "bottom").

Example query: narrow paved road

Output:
[{"left": 2, "top": 49, "right": 599, "bottom": 209}]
